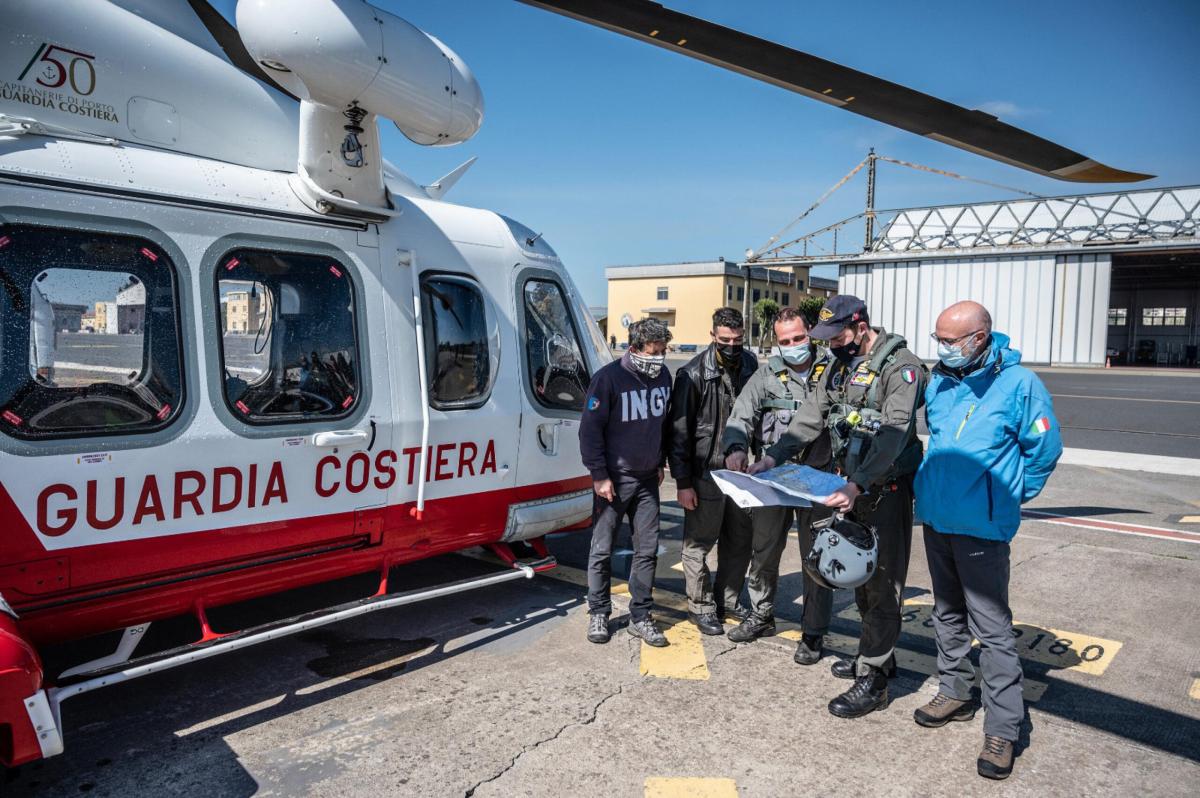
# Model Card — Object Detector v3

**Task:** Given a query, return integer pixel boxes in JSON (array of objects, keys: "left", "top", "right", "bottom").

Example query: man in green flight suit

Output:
[
  {"left": 750, "top": 295, "right": 927, "bottom": 719},
  {"left": 720, "top": 307, "right": 834, "bottom": 648}
]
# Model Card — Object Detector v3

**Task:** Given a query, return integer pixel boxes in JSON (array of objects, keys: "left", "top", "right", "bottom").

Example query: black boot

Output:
[
  {"left": 727, "top": 613, "right": 776, "bottom": 643},
  {"left": 830, "top": 657, "right": 856, "bottom": 680},
  {"left": 716, "top": 603, "right": 750, "bottom": 624},
  {"left": 688, "top": 611, "right": 724, "bottom": 636},
  {"left": 828, "top": 667, "right": 889, "bottom": 718},
  {"left": 793, "top": 633, "right": 824, "bottom": 665}
]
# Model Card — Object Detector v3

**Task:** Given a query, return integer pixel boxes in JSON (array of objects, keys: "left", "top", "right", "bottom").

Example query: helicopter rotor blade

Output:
[{"left": 516, "top": 0, "right": 1152, "bottom": 183}]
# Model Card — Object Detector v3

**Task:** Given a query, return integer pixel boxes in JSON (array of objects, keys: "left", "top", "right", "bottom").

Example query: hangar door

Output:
[{"left": 841, "top": 253, "right": 1110, "bottom": 366}]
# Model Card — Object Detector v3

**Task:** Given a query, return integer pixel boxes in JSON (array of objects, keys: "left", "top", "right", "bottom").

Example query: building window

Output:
[
  {"left": 217, "top": 248, "right": 359, "bottom": 424},
  {"left": 727, "top": 285, "right": 733, "bottom": 301},
  {"left": 523, "top": 279, "right": 591, "bottom": 412},
  {"left": 797, "top": 278, "right": 805, "bottom": 291},
  {"left": 751, "top": 323, "right": 761, "bottom": 339},
  {"left": 0, "top": 224, "right": 185, "bottom": 440},
  {"left": 1142, "top": 307, "right": 1187, "bottom": 326},
  {"left": 736, "top": 287, "right": 744, "bottom": 302},
  {"left": 1107, "top": 308, "right": 1127, "bottom": 326},
  {"left": 782, "top": 292, "right": 790, "bottom": 307},
  {"left": 752, "top": 289, "right": 761, "bottom": 302},
  {"left": 656, "top": 286, "right": 669, "bottom": 301},
  {"left": 421, "top": 275, "right": 498, "bottom": 409}
]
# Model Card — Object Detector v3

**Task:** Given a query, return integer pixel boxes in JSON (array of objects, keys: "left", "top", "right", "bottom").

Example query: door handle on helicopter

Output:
[{"left": 311, "top": 429, "right": 370, "bottom": 448}]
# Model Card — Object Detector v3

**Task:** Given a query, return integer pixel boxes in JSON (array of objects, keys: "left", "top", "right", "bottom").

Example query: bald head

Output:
[
  {"left": 934, "top": 301, "right": 992, "bottom": 362},
  {"left": 937, "top": 301, "right": 992, "bottom": 337}
]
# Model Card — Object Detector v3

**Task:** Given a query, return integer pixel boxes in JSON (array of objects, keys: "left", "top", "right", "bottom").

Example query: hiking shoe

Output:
[
  {"left": 831, "top": 656, "right": 856, "bottom": 680},
  {"left": 977, "top": 735, "right": 1014, "bottom": 780},
  {"left": 727, "top": 614, "right": 776, "bottom": 643},
  {"left": 628, "top": 618, "right": 669, "bottom": 647},
  {"left": 586, "top": 613, "right": 610, "bottom": 644},
  {"left": 914, "top": 693, "right": 976, "bottom": 728},
  {"left": 687, "top": 611, "right": 724, "bottom": 636},
  {"left": 793, "top": 633, "right": 824, "bottom": 665},
  {"left": 828, "top": 667, "right": 889, "bottom": 718}
]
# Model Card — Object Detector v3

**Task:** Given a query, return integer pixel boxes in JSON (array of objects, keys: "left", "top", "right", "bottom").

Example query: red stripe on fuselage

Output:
[{"left": 0, "top": 477, "right": 590, "bottom": 645}]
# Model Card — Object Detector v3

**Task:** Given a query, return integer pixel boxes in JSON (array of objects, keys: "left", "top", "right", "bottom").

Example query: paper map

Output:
[{"left": 710, "top": 464, "right": 847, "bottom": 509}]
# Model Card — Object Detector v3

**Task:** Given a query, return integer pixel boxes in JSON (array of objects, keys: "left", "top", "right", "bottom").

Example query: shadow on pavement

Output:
[{"left": 9, "top": 554, "right": 582, "bottom": 797}]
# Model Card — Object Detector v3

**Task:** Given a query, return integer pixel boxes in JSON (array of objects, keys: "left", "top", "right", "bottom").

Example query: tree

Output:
[
  {"left": 797, "top": 296, "right": 827, "bottom": 328},
  {"left": 753, "top": 298, "right": 780, "bottom": 351}
]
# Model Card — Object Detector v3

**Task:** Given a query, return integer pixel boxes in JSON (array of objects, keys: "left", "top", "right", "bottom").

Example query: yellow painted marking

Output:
[
  {"left": 836, "top": 600, "right": 1122, "bottom": 676},
  {"left": 640, "top": 620, "right": 709, "bottom": 680},
  {"left": 1190, "top": 678, "right": 1200, "bottom": 701},
  {"left": 1180, "top": 515, "right": 1200, "bottom": 524},
  {"left": 645, "top": 777, "right": 738, "bottom": 798}
]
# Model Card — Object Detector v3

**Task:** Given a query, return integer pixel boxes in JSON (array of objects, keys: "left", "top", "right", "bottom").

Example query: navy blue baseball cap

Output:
[{"left": 810, "top": 295, "right": 869, "bottom": 340}]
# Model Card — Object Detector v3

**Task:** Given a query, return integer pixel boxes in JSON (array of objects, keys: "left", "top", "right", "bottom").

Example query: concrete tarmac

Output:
[{"left": 11, "top": 461, "right": 1199, "bottom": 797}]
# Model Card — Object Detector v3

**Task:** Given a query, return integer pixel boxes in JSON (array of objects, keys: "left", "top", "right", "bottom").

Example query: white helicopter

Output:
[{"left": 0, "top": 0, "right": 1148, "bottom": 767}]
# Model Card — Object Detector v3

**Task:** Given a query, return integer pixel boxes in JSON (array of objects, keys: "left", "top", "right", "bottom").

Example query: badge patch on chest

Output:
[
  {"left": 900, "top": 367, "right": 917, "bottom": 384},
  {"left": 849, "top": 370, "right": 876, "bottom": 387}
]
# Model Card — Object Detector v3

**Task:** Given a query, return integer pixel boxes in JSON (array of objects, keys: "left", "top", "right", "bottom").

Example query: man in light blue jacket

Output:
[{"left": 913, "top": 301, "right": 1062, "bottom": 782}]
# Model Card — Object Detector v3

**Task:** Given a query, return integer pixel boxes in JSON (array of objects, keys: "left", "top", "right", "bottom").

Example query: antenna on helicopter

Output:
[{"left": 423, "top": 157, "right": 479, "bottom": 201}]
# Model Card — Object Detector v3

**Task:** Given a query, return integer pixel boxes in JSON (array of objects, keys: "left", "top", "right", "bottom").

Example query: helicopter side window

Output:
[
  {"left": 522, "top": 279, "right": 591, "bottom": 412},
  {"left": 0, "top": 224, "right": 185, "bottom": 440},
  {"left": 420, "top": 275, "right": 498, "bottom": 409},
  {"left": 216, "top": 248, "right": 360, "bottom": 424}
]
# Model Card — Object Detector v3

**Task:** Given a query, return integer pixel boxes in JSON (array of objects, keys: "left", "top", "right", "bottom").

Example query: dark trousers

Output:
[
  {"left": 851, "top": 478, "right": 914, "bottom": 674},
  {"left": 587, "top": 474, "right": 660, "bottom": 621},
  {"left": 795, "top": 506, "right": 834, "bottom": 635},
  {"left": 924, "top": 525, "right": 1023, "bottom": 741},
  {"left": 681, "top": 473, "right": 753, "bottom": 615},
  {"left": 722, "top": 505, "right": 795, "bottom": 619}
]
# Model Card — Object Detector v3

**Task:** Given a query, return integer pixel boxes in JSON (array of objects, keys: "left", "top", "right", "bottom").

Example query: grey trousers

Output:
[
  {"left": 681, "top": 473, "right": 753, "bottom": 614},
  {"left": 721, "top": 505, "right": 795, "bottom": 619},
  {"left": 587, "top": 475, "right": 660, "bottom": 621},
  {"left": 924, "top": 525, "right": 1023, "bottom": 741},
  {"left": 795, "top": 506, "right": 834, "bottom": 635},
  {"left": 851, "top": 479, "right": 913, "bottom": 675}
]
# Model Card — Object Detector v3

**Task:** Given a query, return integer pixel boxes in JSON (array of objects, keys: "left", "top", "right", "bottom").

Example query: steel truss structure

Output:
[{"left": 872, "top": 185, "right": 1200, "bottom": 255}]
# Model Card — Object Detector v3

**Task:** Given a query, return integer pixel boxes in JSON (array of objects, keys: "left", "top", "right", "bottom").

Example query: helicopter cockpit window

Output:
[
  {"left": 420, "top": 275, "right": 498, "bottom": 409},
  {"left": 0, "top": 224, "right": 184, "bottom": 440},
  {"left": 522, "top": 279, "right": 591, "bottom": 412},
  {"left": 216, "top": 248, "right": 359, "bottom": 424}
]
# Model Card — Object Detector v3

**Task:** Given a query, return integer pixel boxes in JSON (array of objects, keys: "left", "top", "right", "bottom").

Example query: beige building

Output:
[
  {"left": 224, "top": 290, "right": 265, "bottom": 333},
  {"left": 605, "top": 259, "right": 837, "bottom": 348}
]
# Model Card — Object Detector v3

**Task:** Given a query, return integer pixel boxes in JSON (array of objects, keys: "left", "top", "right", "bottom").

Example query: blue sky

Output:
[{"left": 212, "top": 1, "right": 1200, "bottom": 305}]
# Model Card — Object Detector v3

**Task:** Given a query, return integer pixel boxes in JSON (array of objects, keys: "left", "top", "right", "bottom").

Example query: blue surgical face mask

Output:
[
  {"left": 938, "top": 337, "right": 980, "bottom": 370},
  {"left": 778, "top": 343, "right": 812, "bottom": 367}
]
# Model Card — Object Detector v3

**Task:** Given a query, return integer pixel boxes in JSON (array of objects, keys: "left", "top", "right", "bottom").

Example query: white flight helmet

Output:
[{"left": 803, "top": 513, "right": 878, "bottom": 590}]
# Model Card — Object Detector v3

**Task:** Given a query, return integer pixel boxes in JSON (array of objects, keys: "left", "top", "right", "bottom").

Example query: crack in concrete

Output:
[
  {"left": 463, "top": 684, "right": 628, "bottom": 797},
  {"left": 1012, "top": 541, "right": 1073, "bottom": 569}
]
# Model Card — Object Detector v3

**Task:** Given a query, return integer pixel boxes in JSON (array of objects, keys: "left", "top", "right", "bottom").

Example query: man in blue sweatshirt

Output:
[
  {"left": 914, "top": 301, "right": 1062, "bottom": 781},
  {"left": 579, "top": 317, "right": 674, "bottom": 648}
]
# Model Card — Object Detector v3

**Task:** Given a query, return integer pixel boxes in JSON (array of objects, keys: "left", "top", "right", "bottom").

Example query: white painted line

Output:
[
  {"left": 918, "top": 435, "right": 1200, "bottom": 478},
  {"left": 1051, "top": 393, "right": 1200, "bottom": 406},
  {"left": 1056, "top": 447, "right": 1200, "bottom": 478}
]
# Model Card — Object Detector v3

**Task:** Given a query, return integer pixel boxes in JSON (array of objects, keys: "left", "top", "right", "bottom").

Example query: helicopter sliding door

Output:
[{"left": 513, "top": 267, "right": 597, "bottom": 488}]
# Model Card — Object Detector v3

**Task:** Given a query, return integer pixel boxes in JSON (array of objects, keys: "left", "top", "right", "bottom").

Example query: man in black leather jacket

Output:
[{"left": 667, "top": 306, "right": 758, "bottom": 635}]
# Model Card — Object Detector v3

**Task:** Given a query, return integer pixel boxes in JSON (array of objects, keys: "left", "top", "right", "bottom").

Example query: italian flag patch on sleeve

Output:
[{"left": 1031, "top": 416, "right": 1052, "bottom": 435}]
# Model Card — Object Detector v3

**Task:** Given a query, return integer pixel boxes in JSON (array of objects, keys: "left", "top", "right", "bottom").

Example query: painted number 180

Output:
[{"left": 19, "top": 43, "right": 97, "bottom": 96}]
